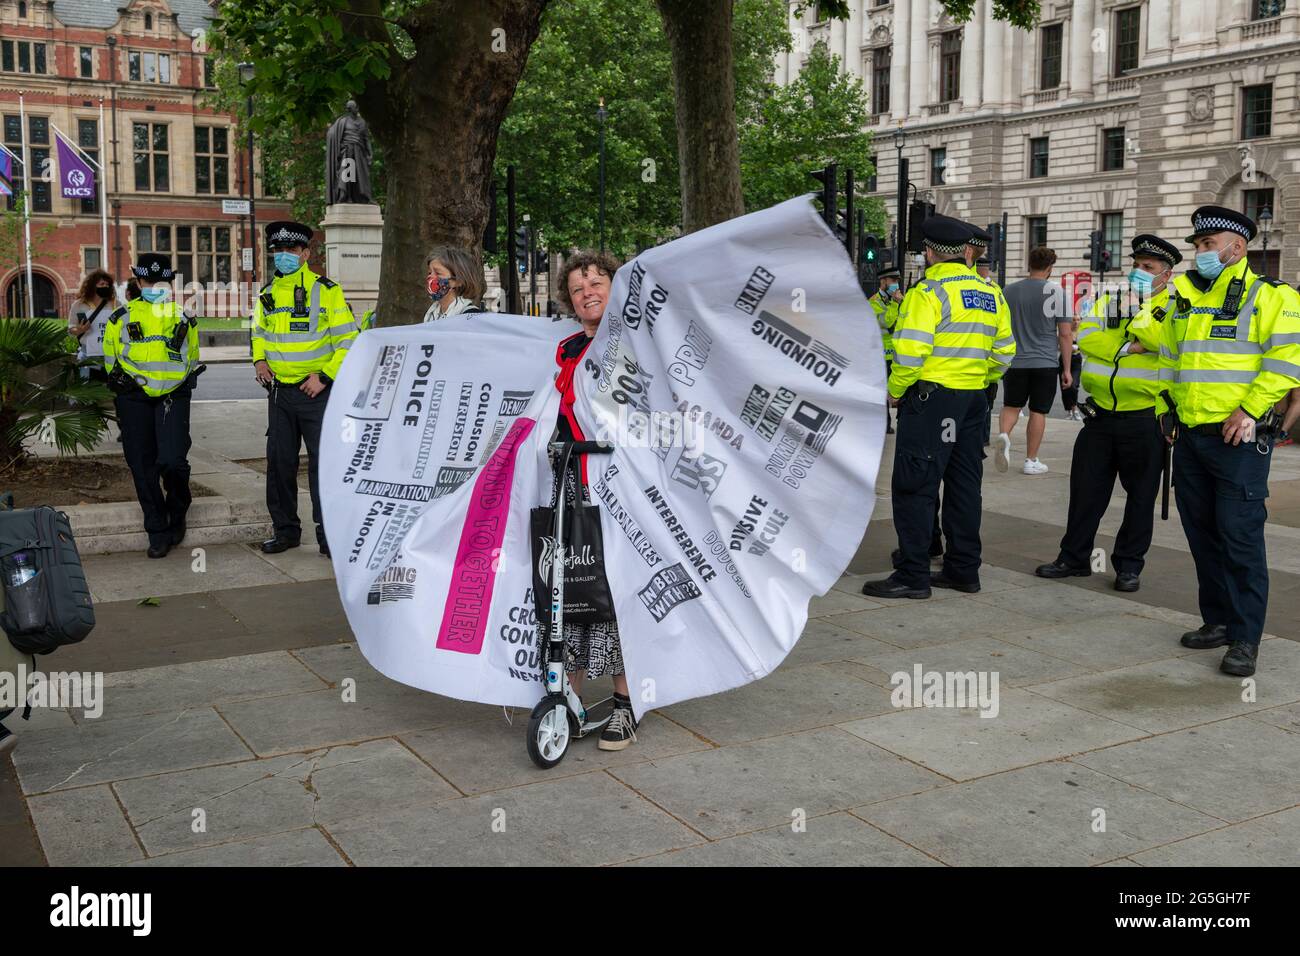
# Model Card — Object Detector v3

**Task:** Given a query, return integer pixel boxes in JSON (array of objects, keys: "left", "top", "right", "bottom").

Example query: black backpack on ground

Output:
[{"left": 0, "top": 496, "right": 95, "bottom": 655}]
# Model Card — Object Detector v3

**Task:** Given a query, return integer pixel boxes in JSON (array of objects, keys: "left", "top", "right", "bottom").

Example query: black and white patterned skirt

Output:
[{"left": 553, "top": 454, "right": 624, "bottom": 678}]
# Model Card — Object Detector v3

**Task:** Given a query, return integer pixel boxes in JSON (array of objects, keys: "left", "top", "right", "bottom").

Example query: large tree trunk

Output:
[
  {"left": 352, "top": 0, "right": 549, "bottom": 325},
  {"left": 655, "top": 0, "right": 745, "bottom": 234}
]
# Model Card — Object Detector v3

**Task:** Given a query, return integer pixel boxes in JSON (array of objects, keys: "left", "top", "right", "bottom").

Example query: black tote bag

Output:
[{"left": 529, "top": 454, "right": 615, "bottom": 625}]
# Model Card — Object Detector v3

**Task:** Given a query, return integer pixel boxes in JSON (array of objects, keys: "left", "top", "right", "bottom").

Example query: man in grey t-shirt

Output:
[{"left": 994, "top": 247, "right": 1074, "bottom": 475}]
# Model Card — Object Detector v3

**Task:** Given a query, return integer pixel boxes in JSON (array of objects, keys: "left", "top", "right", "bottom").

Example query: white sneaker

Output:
[
  {"left": 993, "top": 433, "right": 1011, "bottom": 473},
  {"left": 1023, "top": 458, "right": 1049, "bottom": 475}
]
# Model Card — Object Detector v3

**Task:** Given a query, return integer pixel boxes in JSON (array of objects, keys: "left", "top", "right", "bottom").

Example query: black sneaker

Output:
[{"left": 598, "top": 696, "right": 638, "bottom": 752}]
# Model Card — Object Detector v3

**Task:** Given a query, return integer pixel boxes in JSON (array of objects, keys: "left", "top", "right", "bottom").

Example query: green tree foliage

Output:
[
  {"left": 740, "top": 42, "right": 883, "bottom": 231},
  {"left": 495, "top": 0, "right": 809, "bottom": 260}
]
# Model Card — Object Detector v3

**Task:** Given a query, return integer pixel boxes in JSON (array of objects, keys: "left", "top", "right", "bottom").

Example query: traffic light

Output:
[
  {"left": 835, "top": 206, "right": 851, "bottom": 246},
  {"left": 986, "top": 222, "right": 1001, "bottom": 271},
  {"left": 906, "top": 200, "right": 935, "bottom": 253},
  {"left": 861, "top": 234, "right": 880, "bottom": 266},
  {"left": 809, "top": 163, "right": 838, "bottom": 231},
  {"left": 1088, "top": 229, "right": 1104, "bottom": 273},
  {"left": 860, "top": 233, "right": 881, "bottom": 289},
  {"left": 1100, "top": 248, "right": 1112, "bottom": 272},
  {"left": 514, "top": 225, "right": 530, "bottom": 271},
  {"left": 534, "top": 249, "right": 548, "bottom": 273}
]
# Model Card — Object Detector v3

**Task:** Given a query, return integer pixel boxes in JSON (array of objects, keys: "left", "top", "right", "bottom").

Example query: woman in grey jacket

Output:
[{"left": 421, "top": 245, "right": 486, "bottom": 321}]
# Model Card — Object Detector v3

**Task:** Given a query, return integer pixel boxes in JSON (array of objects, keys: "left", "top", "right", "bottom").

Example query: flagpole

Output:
[
  {"left": 98, "top": 100, "right": 107, "bottom": 266},
  {"left": 18, "top": 93, "right": 34, "bottom": 319}
]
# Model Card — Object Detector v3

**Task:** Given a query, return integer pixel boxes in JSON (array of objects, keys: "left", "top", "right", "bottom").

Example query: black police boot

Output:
[
  {"left": 319, "top": 541, "right": 331, "bottom": 558},
  {"left": 1113, "top": 572, "right": 1140, "bottom": 593},
  {"left": 169, "top": 522, "right": 186, "bottom": 547},
  {"left": 1220, "top": 641, "right": 1259, "bottom": 677},
  {"left": 1034, "top": 559, "right": 1091, "bottom": 579},
  {"left": 862, "top": 576, "right": 931, "bottom": 600},
  {"left": 930, "top": 572, "right": 980, "bottom": 593},
  {"left": 260, "top": 536, "right": 301, "bottom": 554},
  {"left": 1180, "top": 623, "right": 1229, "bottom": 649},
  {"left": 147, "top": 540, "right": 170, "bottom": 559}
]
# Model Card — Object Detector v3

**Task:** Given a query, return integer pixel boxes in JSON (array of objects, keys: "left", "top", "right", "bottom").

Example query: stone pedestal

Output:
[{"left": 322, "top": 203, "right": 384, "bottom": 317}]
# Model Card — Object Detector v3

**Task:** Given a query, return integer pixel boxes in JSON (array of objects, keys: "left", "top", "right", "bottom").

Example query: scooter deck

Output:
[{"left": 572, "top": 695, "right": 615, "bottom": 737}]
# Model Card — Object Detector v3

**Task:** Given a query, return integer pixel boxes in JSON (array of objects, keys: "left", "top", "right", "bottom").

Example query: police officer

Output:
[
  {"left": 252, "top": 221, "right": 359, "bottom": 557},
  {"left": 103, "top": 253, "right": 200, "bottom": 558},
  {"left": 1036, "top": 234, "right": 1188, "bottom": 591},
  {"left": 872, "top": 267, "right": 903, "bottom": 433},
  {"left": 1162, "top": 206, "right": 1300, "bottom": 676},
  {"left": 864, "top": 216, "right": 1016, "bottom": 599}
]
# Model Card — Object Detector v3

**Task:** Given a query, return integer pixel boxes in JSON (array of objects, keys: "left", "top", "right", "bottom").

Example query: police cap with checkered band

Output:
[
  {"left": 920, "top": 215, "right": 974, "bottom": 257},
  {"left": 264, "top": 221, "right": 315, "bottom": 250},
  {"left": 1130, "top": 234, "right": 1182, "bottom": 267},
  {"left": 1185, "top": 205, "right": 1256, "bottom": 244},
  {"left": 131, "top": 252, "right": 174, "bottom": 280}
]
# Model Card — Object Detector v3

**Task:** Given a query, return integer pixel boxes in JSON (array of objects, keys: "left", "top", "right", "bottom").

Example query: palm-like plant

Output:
[{"left": 0, "top": 318, "right": 113, "bottom": 468}]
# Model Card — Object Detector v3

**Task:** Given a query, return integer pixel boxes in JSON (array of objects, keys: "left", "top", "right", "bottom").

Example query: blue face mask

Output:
[
  {"left": 1127, "top": 269, "right": 1154, "bottom": 295},
  {"left": 274, "top": 252, "right": 301, "bottom": 275},
  {"left": 140, "top": 287, "right": 169, "bottom": 304},
  {"left": 1196, "top": 250, "right": 1225, "bottom": 279},
  {"left": 886, "top": 284, "right": 900, "bottom": 296}
]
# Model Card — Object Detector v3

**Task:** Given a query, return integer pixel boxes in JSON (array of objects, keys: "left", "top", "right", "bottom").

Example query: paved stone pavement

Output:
[{"left": 3, "top": 413, "right": 1299, "bottom": 866}]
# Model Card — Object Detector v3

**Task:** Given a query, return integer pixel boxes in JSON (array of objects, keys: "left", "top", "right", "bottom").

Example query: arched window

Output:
[{"left": 144, "top": 12, "right": 153, "bottom": 30}]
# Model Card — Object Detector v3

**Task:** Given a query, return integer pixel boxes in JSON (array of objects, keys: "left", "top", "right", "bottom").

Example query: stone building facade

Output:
[
  {"left": 777, "top": 0, "right": 1298, "bottom": 285},
  {"left": 0, "top": 0, "right": 290, "bottom": 318}
]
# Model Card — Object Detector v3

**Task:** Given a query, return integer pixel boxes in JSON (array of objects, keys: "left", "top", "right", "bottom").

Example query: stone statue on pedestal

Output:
[{"left": 325, "top": 100, "right": 373, "bottom": 205}]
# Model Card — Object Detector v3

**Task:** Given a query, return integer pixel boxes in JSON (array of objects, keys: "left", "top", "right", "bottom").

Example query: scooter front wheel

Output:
[{"left": 526, "top": 695, "right": 573, "bottom": 769}]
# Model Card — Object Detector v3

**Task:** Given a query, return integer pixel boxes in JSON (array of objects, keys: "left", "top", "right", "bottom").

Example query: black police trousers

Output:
[
  {"left": 891, "top": 383, "right": 986, "bottom": 589},
  {"left": 266, "top": 382, "right": 329, "bottom": 547},
  {"left": 1056, "top": 409, "right": 1164, "bottom": 575},
  {"left": 116, "top": 384, "right": 192, "bottom": 549},
  {"left": 1174, "top": 431, "right": 1271, "bottom": 647}
]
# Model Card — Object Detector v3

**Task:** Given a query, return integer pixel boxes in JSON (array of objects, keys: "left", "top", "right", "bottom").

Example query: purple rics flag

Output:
[
  {"left": 0, "top": 149, "right": 12, "bottom": 197},
  {"left": 55, "top": 133, "right": 95, "bottom": 199}
]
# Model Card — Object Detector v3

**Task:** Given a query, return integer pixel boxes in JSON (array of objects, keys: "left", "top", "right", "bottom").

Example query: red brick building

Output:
[{"left": 0, "top": 0, "right": 290, "bottom": 318}]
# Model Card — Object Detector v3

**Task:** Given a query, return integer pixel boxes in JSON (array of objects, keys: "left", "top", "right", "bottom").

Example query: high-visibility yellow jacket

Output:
[
  {"left": 888, "top": 260, "right": 1016, "bottom": 397},
  {"left": 1158, "top": 257, "right": 1300, "bottom": 426},
  {"left": 103, "top": 298, "right": 199, "bottom": 398},
  {"left": 250, "top": 264, "right": 358, "bottom": 383},
  {"left": 1078, "top": 277, "right": 1193, "bottom": 412},
  {"left": 870, "top": 291, "right": 900, "bottom": 361}
]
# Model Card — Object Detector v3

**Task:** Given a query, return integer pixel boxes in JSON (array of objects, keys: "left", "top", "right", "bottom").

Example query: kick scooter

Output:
[{"left": 525, "top": 439, "right": 616, "bottom": 769}]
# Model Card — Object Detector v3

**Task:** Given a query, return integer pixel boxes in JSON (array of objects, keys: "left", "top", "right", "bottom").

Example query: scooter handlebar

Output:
[{"left": 550, "top": 440, "right": 614, "bottom": 455}]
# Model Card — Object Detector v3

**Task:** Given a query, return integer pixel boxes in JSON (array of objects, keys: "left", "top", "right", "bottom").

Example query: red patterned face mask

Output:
[{"left": 427, "top": 274, "right": 451, "bottom": 301}]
